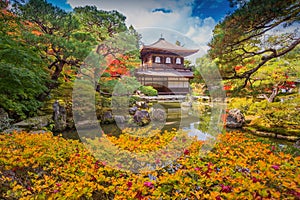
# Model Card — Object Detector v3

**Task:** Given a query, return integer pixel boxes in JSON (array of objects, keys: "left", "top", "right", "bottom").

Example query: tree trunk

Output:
[
  {"left": 46, "top": 62, "right": 65, "bottom": 90},
  {"left": 51, "top": 62, "right": 64, "bottom": 82},
  {"left": 263, "top": 87, "right": 279, "bottom": 103}
]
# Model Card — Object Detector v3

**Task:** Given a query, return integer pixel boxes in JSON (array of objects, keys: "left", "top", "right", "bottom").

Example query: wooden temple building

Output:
[{"left": 135, "top": 37, "right": 198, "bottom": 95}]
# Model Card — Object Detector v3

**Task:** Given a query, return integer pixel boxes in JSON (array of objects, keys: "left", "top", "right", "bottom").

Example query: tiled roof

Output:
[{"left": 141, "top": 38, "right": 198, "bottom": 57}]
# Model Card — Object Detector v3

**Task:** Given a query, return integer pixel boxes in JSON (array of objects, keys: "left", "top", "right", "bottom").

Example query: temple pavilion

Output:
[{"left": 135, "top": 37, "right": 198, "bottom": 95}]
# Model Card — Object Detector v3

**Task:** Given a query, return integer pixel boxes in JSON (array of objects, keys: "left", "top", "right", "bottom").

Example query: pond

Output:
[
  {"left": 58, "top": 101, "right": 296, "bottom": 147},
  {"left": 59, "top": 102, "right": 217, "bottom": 141}
]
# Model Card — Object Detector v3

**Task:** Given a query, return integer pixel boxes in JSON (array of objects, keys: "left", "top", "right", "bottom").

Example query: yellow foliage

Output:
[{"left": 0, "top": 131, "right": 299, "bottom": 199}]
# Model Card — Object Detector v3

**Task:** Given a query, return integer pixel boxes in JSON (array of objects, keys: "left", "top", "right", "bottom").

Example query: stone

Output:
[
  {"left": 129, "top": 106, "right": 138, "bottom": 115},
  {"left": 150, "top": 108, "right": 166, "bottom": 122},
  {"left": 115, "top": 115, "right": 126, "bottom": 124},
  {"left": 53, "top": 100, "right": 67, "bottom": 132},
  {"left": 135, "top": 90, "right": 142, "bottom": 95},
  {"left": 14, "top": 115, "right": 52, "bottom": 130},
  {"left": 102, "top": 111, "right": 114, "bottom": 124},
  {"left": 294, "top": 140, "right": 300, "bottom": 149},
  {"left": 3, "top": 127, "right": 25, "bottom": 133},
  {"left": 29, "top": 130, "right": 48, "bottom": 134},
  {"left": 0, "top": 108, "right": 11, "bottom": 131},
  {"left": 66, "top": 116, "right": 75, "bottom": 129},
  {"left": 136, "top": 101, "right": 149, "bottom": 109},
  {"left": 133, "top": 110, "right": 151, "bottom": 126},
  {"left": 226, "top": 109, "right": 245, "bottom": 128}
]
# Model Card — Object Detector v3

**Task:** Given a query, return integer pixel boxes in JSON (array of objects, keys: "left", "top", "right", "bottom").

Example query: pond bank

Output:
[
  {"left": 243, "top": 126, "right": 299, "bottom": 142},
  {"left": 54, "top": 101, "right": 299, "bottom": 149}
]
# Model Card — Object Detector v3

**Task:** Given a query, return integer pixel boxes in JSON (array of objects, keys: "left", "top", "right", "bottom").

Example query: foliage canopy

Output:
[
  {"left": 0, "top": 9, "right": 49, "bottom": 119},
  {"left": 209, "top": 0, "right": 300, "bottom": 87}
]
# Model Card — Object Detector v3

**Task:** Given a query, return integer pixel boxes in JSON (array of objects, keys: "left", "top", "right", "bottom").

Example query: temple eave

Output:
[{"left": 141, "top": 47, "right": 198, "bottom": 57}]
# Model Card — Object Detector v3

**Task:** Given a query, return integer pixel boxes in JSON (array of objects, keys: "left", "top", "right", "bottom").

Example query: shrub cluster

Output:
[
  {"left": 0, "top": 131, "right": 299, "bottom": 199},
  {"left": 228, "top": 95, "right": 300, "bottom": 136},
  {"left": 139, "top": 86, "right": 158, "bottom": 96}
]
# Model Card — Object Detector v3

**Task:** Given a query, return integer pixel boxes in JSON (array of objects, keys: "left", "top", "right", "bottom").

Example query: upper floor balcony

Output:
[{"left": 137, "top": 63, "right": 192, "bottom": 72}]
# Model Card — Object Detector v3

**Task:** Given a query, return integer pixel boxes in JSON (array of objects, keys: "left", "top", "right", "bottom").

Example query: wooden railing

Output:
[{"left": 137, "top": 64, "right": 192, "bottom": 72}]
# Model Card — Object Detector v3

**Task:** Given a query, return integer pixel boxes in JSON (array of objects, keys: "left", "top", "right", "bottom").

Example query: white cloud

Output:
[
  {"left": 67, "top": 0, "right": 217, "bottom": 57},
  {"left": 186, "top": 17, "right": 216, "bottom": 44}
]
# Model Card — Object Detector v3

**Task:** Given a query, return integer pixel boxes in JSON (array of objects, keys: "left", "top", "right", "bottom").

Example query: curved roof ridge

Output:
[{"left": 141, "top": 38, "right": 198, "bottom": 57}]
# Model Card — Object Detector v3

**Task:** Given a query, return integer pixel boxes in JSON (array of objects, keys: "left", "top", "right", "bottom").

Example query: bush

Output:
[
  {"left": 248, "top": 95, "right": 300, "bottom": 134},
  {"left": 190, "top": 83, "right": 207, "bottom": 96},
  {"left": 0, "top": 14, "right": 52, "bottom": 120},
  {"left": 227, "top": 97, "right": 254, "bottom": 113},
  {"left": 0, "top": 131, "right": 299, "bottom": 199},
  {"left": 139, "top": 86, "right": 158, "bottom": 96},
  {"left": 129, "top": 95, "right": 141, "bottom": 107}
]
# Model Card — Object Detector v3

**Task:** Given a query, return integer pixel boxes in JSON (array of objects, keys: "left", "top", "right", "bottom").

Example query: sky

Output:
[{"left": 47, "top": 0, "right": 235, "bottom": 60}]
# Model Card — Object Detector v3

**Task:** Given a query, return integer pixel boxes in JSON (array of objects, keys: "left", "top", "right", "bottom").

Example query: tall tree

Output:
[
  {"left": 12, "top": 0, "right": 129, "bottom": 89},
  {"left": 73, "top": 6, "right": 127, "bottom": 41},
  {"left": 0, "top": 9, "right": 49, "bottom": 119},
  {"left": 209, "top": 0, "right": 300, "bottom": 88},
  {"left": 12, "top": 0, "right": 91, "bottom": 87}
]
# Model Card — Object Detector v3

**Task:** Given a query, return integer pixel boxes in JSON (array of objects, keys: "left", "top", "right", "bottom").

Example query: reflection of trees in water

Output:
[
  {"left": 62, "top": 102, "right": 218, "bottom": 140},
  {"left": 101, "top": 102, "right": 214, "bottom": 136},
  {"left": 196, "top": 106, "right": 211, "bottom": 134},
  {"left": 187, "top": 122, "right": 212, "bottom": 141}
]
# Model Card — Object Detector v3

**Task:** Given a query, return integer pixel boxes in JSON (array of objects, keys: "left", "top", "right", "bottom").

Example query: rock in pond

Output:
[
  {"left": 101, "top": 111, "right": 114, "bottom": 124},
  {"left": 129, "top": 106, "right": 138, "bottom": 115},
  {"left": 226, "top": 109, "right": 245, "bottom": 128},
  {"left": 150, "top": 108, "right": 166, "bottom": 122},
  {"left": 133, "top": 110, "right": 151, "bottom": 126},
  {"left": 136, "top": 101, "right": 149, "bottom": 109},
  {"left": 115, "top": 115, "right": 126, "bottom": 124}
]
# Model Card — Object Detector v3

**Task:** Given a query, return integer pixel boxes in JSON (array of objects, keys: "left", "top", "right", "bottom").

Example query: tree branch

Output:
[
  {"left": 48, "top": 60, "right": 58, "bottom": 69},
  {"left": 228, "top": 8, "right": 300, "bottom": 47},
  {"left": 223, "top": 37, "right": 300, "bottom": 86}
]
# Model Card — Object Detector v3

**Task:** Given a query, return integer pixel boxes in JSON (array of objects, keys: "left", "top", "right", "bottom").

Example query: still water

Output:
[
  {"left": 59, "top": 102, "right": 215, "bottom": 140},
  {"left": 57, "top": 101, "right": 296, "bottom": 148}
]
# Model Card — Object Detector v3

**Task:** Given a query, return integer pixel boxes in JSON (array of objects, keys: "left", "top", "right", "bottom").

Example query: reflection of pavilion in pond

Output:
[{"left": 135, "top": 37, "right": 198, "bottom": 95}]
